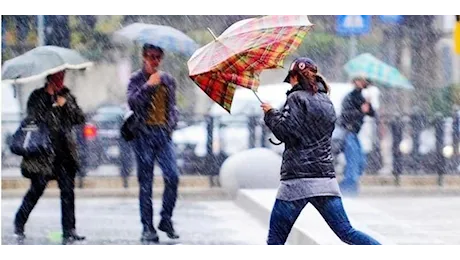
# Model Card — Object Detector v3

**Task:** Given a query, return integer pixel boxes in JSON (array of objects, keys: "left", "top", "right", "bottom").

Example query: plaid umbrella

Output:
[
  {"left": 187, "top": 15, "right": 313, "bottom": 113},
  {"left": 344, "top": 53, "right": 414, "bottom": 90}
]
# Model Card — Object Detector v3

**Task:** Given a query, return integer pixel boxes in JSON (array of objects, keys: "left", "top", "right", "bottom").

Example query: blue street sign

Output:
[
  {"left": 379, "top": 15, "right": 403, "bottom": 24},
  {"left": 336, "top": 15, "right": 371, "bottom": 36}
]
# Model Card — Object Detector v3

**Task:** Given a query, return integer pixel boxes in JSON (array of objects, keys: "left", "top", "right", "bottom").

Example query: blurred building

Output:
[{"left": 435, "top": 15, "right": 460, "bottom": 87}]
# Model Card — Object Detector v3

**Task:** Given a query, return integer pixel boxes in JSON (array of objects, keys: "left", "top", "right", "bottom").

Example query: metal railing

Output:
[{"left": 3, "top": 110, "right": 460, "bottom": 187}]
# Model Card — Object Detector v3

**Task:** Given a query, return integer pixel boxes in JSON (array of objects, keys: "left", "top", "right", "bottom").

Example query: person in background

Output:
[
  {"left": 127, "top": 43, "right": 180, "bottom": 243},
  {"left": 14, "top": 70, "right": 86, "bottom": 245},
  {"left": 338, "top": 76, "right": 375, "bottom": 195}
]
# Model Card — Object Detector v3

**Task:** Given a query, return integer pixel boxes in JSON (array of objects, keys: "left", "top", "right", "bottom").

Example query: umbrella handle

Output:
[{"left": 269, "top": 138, "right": 283, "bottom": 146}]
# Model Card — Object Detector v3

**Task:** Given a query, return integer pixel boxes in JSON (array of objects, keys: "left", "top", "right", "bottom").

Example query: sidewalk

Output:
[
  {"left": 1, "top": 198, "right": 267, "bottom": 245},
  {"left": 3, "top": 185, "right": 460, "bottom": 199},
  {"left": 235, "top": 189, "right": 460, "bottom": 245}
]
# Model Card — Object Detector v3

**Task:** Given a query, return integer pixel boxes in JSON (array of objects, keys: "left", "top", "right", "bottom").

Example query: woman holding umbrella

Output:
[
  {"left": 260, "top": 57, "right": 381, "bottom": 245},
  {"left": 13, "top": 70, "right": 86, "bottom": 245}
]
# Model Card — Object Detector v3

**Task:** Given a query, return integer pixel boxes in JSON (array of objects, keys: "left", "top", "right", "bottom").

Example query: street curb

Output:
[
  {"left": 348, "top": 174, "right": 460, "bottom": 186},
  {"left": 3, "top": 175, "right": 460, "bottom": 190},
  {"left": 1, "top": 175, "right": 212, "bottom": 190},
  {"left": 3, "top": 186, "right": 458, "bottom": 199},
  {"left": 1, "top": 187, "right": 232, "bottom": 200},
  {"left": 358, "top": 186, "right": 460, "bottom": 197},
  {"left": 235, "top": 190, "right": 319, "bottom": 245}
]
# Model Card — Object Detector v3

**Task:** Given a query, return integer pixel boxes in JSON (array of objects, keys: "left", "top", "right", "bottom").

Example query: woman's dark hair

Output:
[
  {"left": 295, "top": 71, "right": 330, "bottom": 95},
  {"left": 315, "top": 74, "right": 330, "bottom": 95}
]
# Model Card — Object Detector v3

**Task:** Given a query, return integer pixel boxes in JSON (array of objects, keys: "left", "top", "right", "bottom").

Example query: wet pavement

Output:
[
  {"left": 2, "top": 198, "right": 267, "bottom": 245},
  {"left": 354, "top": 196, "right": 460, "bottom": 244},
  {"left": 2, "top": 165, "right": 133, "bottom": 178},
  {"left": 237, "top": 189, "right": 460, "bottom": 245}
]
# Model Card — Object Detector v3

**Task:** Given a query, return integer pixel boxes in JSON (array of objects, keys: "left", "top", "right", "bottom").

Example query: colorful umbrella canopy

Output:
[
  {"left": 344, "top": 53, "right": 414, "bottom": 90},
  {"left": 187, "top": 15, "right": 313, "bottom": 112}
]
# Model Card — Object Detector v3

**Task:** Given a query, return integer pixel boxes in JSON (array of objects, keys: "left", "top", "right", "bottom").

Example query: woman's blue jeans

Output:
[{"left": 267, "top": 196, "right": 381, "bottom": 245}]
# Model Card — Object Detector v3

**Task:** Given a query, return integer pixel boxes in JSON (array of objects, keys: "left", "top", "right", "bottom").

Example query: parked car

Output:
[
  {"left": 172, "top": 83, "right": 291, "bottom": 175},
  {"left": 173, "top": 82, "right": 383, "bottom": 175},
  {"left": 80, "top": 104, "right": 134, "bottom": 181},
  {"left": 80, "top": 103, "right": 199, "bottom": 178}
]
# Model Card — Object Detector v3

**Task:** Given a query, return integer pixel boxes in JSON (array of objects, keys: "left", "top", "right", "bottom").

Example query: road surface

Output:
[{"left": 2, "top": 198, "right": 267, "bottom": 245}]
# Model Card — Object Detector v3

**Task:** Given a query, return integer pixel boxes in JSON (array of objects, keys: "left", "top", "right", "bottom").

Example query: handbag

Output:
[
  {"left": 20, "top": 155, "right": 55, "bottom": 179},
  {"left": 10, "top": 117, "right": 54, "bottom": 157},
  {"left": 120, "top": 110, "right": 142, "bottom": 142}
]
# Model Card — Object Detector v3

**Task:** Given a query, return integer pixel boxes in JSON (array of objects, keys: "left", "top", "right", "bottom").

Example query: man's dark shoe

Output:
[
  {"left": 62, "top": 229, "right": 86, "bottom": 245},
  {"left": 14, "top": 226, "right": 25, "bottom": 244},
  {"left": 158, "top": 219, "right": 180, "bottom": 239},
  {"left": 141, "top": 230, "right": 159, "bottom": 244}
]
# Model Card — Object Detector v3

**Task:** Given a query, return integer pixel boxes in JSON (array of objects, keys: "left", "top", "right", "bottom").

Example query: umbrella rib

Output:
[
  {"left": 190, "top": 24, "right": 310, "bottom": 76},
  {"left": 208, "top": 28, "right": 283, "bottom": 71},
  {"left": 241, "top": 28, "right": 307, "bottom": 75},
  {"left": 246, "top": 26, "right": 292, "bottom": 71},
  {"left": 217, "top": 26, "right": 309, "bottom": 73}
]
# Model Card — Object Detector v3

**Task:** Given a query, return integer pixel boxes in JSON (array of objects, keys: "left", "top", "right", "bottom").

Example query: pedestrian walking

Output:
[
  {"left": 14, "top": 71, "right": 86, "bottom": 245},
  {"left": 127, "top": 43, "right": 180, "bottom": 243},
  {"left": 338, "top": 76, "right": 375, "bottom": 195},
  {"left": 261, "top": 57, "right": 380, "bottom": 245}
]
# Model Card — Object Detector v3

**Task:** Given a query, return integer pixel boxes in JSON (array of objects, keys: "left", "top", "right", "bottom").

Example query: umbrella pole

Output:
[
  {"left": 252, "top": 90, "right": 263, "bottom": 104},
  {"left": 207, "top": 28, "right": 218, "bottom": 40}
]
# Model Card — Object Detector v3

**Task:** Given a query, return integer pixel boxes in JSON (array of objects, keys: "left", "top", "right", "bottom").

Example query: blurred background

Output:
[{"left": 2, "top": 15, "right": 460, "bottom": 186}]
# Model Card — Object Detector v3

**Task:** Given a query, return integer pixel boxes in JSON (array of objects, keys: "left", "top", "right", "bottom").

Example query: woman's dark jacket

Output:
[
  {"left": 264, "top": 84, "right": 337, "bottom": 180},
  {"left": 22, "top": 86, "right": 85, "bottom": 178}
]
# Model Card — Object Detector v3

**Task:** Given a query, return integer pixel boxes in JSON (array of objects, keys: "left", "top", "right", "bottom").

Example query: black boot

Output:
[
  {"left": 141, "top": 230, "right": 159, "bottom": 244},
  {"left": 62, "top": 229, "right": 86, "bottom": 245},
  {"left": 158, "top": 219, "right": 180, "bottom": 239}
]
